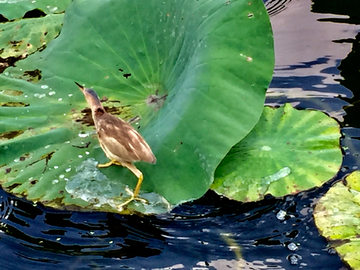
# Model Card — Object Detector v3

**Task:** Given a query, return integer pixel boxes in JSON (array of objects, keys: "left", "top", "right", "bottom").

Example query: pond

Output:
[{"left": 0, "top": 0, "right": 359, "bottom": 269}]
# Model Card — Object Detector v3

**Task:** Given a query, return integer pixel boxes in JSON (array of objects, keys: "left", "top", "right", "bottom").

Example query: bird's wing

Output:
[{"left": 96, "top": 113, "right": 156, "bottom": 164}]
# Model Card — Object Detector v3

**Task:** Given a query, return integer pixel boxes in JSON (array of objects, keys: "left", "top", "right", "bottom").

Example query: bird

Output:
[{"left": 75, "top": 82, "right": 156, "bottom": 208}]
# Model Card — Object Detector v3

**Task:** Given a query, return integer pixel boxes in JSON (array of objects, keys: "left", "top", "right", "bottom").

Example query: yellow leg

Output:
[
  {"left": 97, "top": 159, "right": 122, "bottom": 168},
  {"left": 118, "top": 183, "right": 148, "bottom": 209},
  {"left": 117, "top": 164, "right": 148, "bottom": 209},
  {"left": 97, "top": 161, "right": 148, "bottom": 209},
  {"left": 133, "top": 174, "right": 143, "bottom": 198}
]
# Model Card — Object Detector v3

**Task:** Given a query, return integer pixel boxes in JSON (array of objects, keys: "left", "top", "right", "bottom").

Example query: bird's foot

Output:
[
  {"left": 117, "top": 187, "right": 149, "bottom": 209},
  {"left": 97, "top": 160, "right": 122, "bottom": 168}
]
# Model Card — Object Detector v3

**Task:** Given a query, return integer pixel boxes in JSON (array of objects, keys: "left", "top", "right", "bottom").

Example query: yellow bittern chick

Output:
[{"left": 76, "top": 82, "right": 156, "bottom": 208}]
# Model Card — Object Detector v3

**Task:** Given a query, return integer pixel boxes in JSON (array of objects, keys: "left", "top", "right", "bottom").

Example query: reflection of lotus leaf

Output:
[
  {"left": 314, "top": 171, "right": 360, "bottom": 269},
  {"left": 212, "top": 104, "right": 343, "bottom": 202},
  {"left": 0, "top": 0, "right": 274, "bottom": 214}
]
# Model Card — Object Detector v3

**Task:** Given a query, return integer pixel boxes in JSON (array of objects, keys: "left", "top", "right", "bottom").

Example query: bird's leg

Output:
[
  {"left": 133, "top": 173, "right": 143, "bottom": 198},
  {"left": 118, "top": 186, "right": 147, "bottom": 208},
  {"left": 118, "top": 163, "right": 148, "bottom": 208},
  {"left": 97, "top": 159, "right": 122, "bottom": 168}
]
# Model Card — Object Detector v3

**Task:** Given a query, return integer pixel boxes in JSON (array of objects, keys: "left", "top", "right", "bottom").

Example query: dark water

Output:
[{"left": 1, "top": 0, "right": 360, "bottom": 269}]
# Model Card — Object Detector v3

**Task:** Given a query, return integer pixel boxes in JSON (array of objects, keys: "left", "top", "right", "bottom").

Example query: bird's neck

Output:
[{"left": 92, "top": 107, "right": 105, "bottom": 126}]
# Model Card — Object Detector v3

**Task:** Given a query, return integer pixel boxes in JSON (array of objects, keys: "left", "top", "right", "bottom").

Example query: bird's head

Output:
[{"left": 75, "top": 82, "right": 105, "bottom": 115}]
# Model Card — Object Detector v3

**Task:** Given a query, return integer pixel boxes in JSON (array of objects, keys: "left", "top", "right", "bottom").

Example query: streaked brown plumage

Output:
[{"left": 76, "top": 82, "right": 156, "bottom": 208}]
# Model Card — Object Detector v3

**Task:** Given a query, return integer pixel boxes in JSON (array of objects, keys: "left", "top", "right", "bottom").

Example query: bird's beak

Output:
[
  {"left": 75, "top": 81, "right": 85, "bottom": 92},
  {"left": 75, "top": 82, "right": 104, "bottom": 110}
]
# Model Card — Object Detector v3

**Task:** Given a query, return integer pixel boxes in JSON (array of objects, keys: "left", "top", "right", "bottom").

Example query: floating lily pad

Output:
[
  {"left": 0, "top": 0, "right": 274, "bottom": 214},
  {"left": 212, "top": 104, "right": 342, "bottom": 202},
  {"left": 0, "top": 15, "right": 64, "bottom": 59},
  {"left": 314, "top": 171, "right": 360, "bottom": 269},
  {"left": 0, "top": 0, "right": 71, "bottom": 20}
]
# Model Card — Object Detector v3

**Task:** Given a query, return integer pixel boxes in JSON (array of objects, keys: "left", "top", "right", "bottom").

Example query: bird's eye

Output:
[{"left": 96, "top": 108, "right": 105, "bottom": 114}]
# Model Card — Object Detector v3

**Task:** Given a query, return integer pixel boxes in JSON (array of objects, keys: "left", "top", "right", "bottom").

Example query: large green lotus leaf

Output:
[
  {"left": 212, "top": 104, "right": 342, "bottom": 202},
  {"left": 0, "top": 0, "right": 71, "bottom": 20},
  {"left": 314, "top": 171, "right": 360, "bottom": 269},
  {"left": 0, "top": 14, "right": 64, "bottom": 59},
  {"left": 0, "top": 0, "right": 274, "bottom": 213}
]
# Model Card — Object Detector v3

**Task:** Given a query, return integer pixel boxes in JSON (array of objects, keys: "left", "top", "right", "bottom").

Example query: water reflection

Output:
[
  {"left": 0, "top": 187, "right": 345, "bottom": 269},
  {"left": 265, "top": 0, "right": 295, "bottom": 17},
  {"left": 266, "top": 0, "right": 358, "bottom": 123},
  {"left": 312, "top": 0, "right": 360, "bottom": 25},
  {"left": 338, "top": 33, "right": 360, "bottom": 128}
]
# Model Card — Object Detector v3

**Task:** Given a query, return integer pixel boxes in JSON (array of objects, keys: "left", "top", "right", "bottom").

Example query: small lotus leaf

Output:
[
  {"left": 212, "top": 104, "right": 343, "bottom": 202},
  {"left": 314, "top": 171, "right": 360, "bottom": 269}
]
